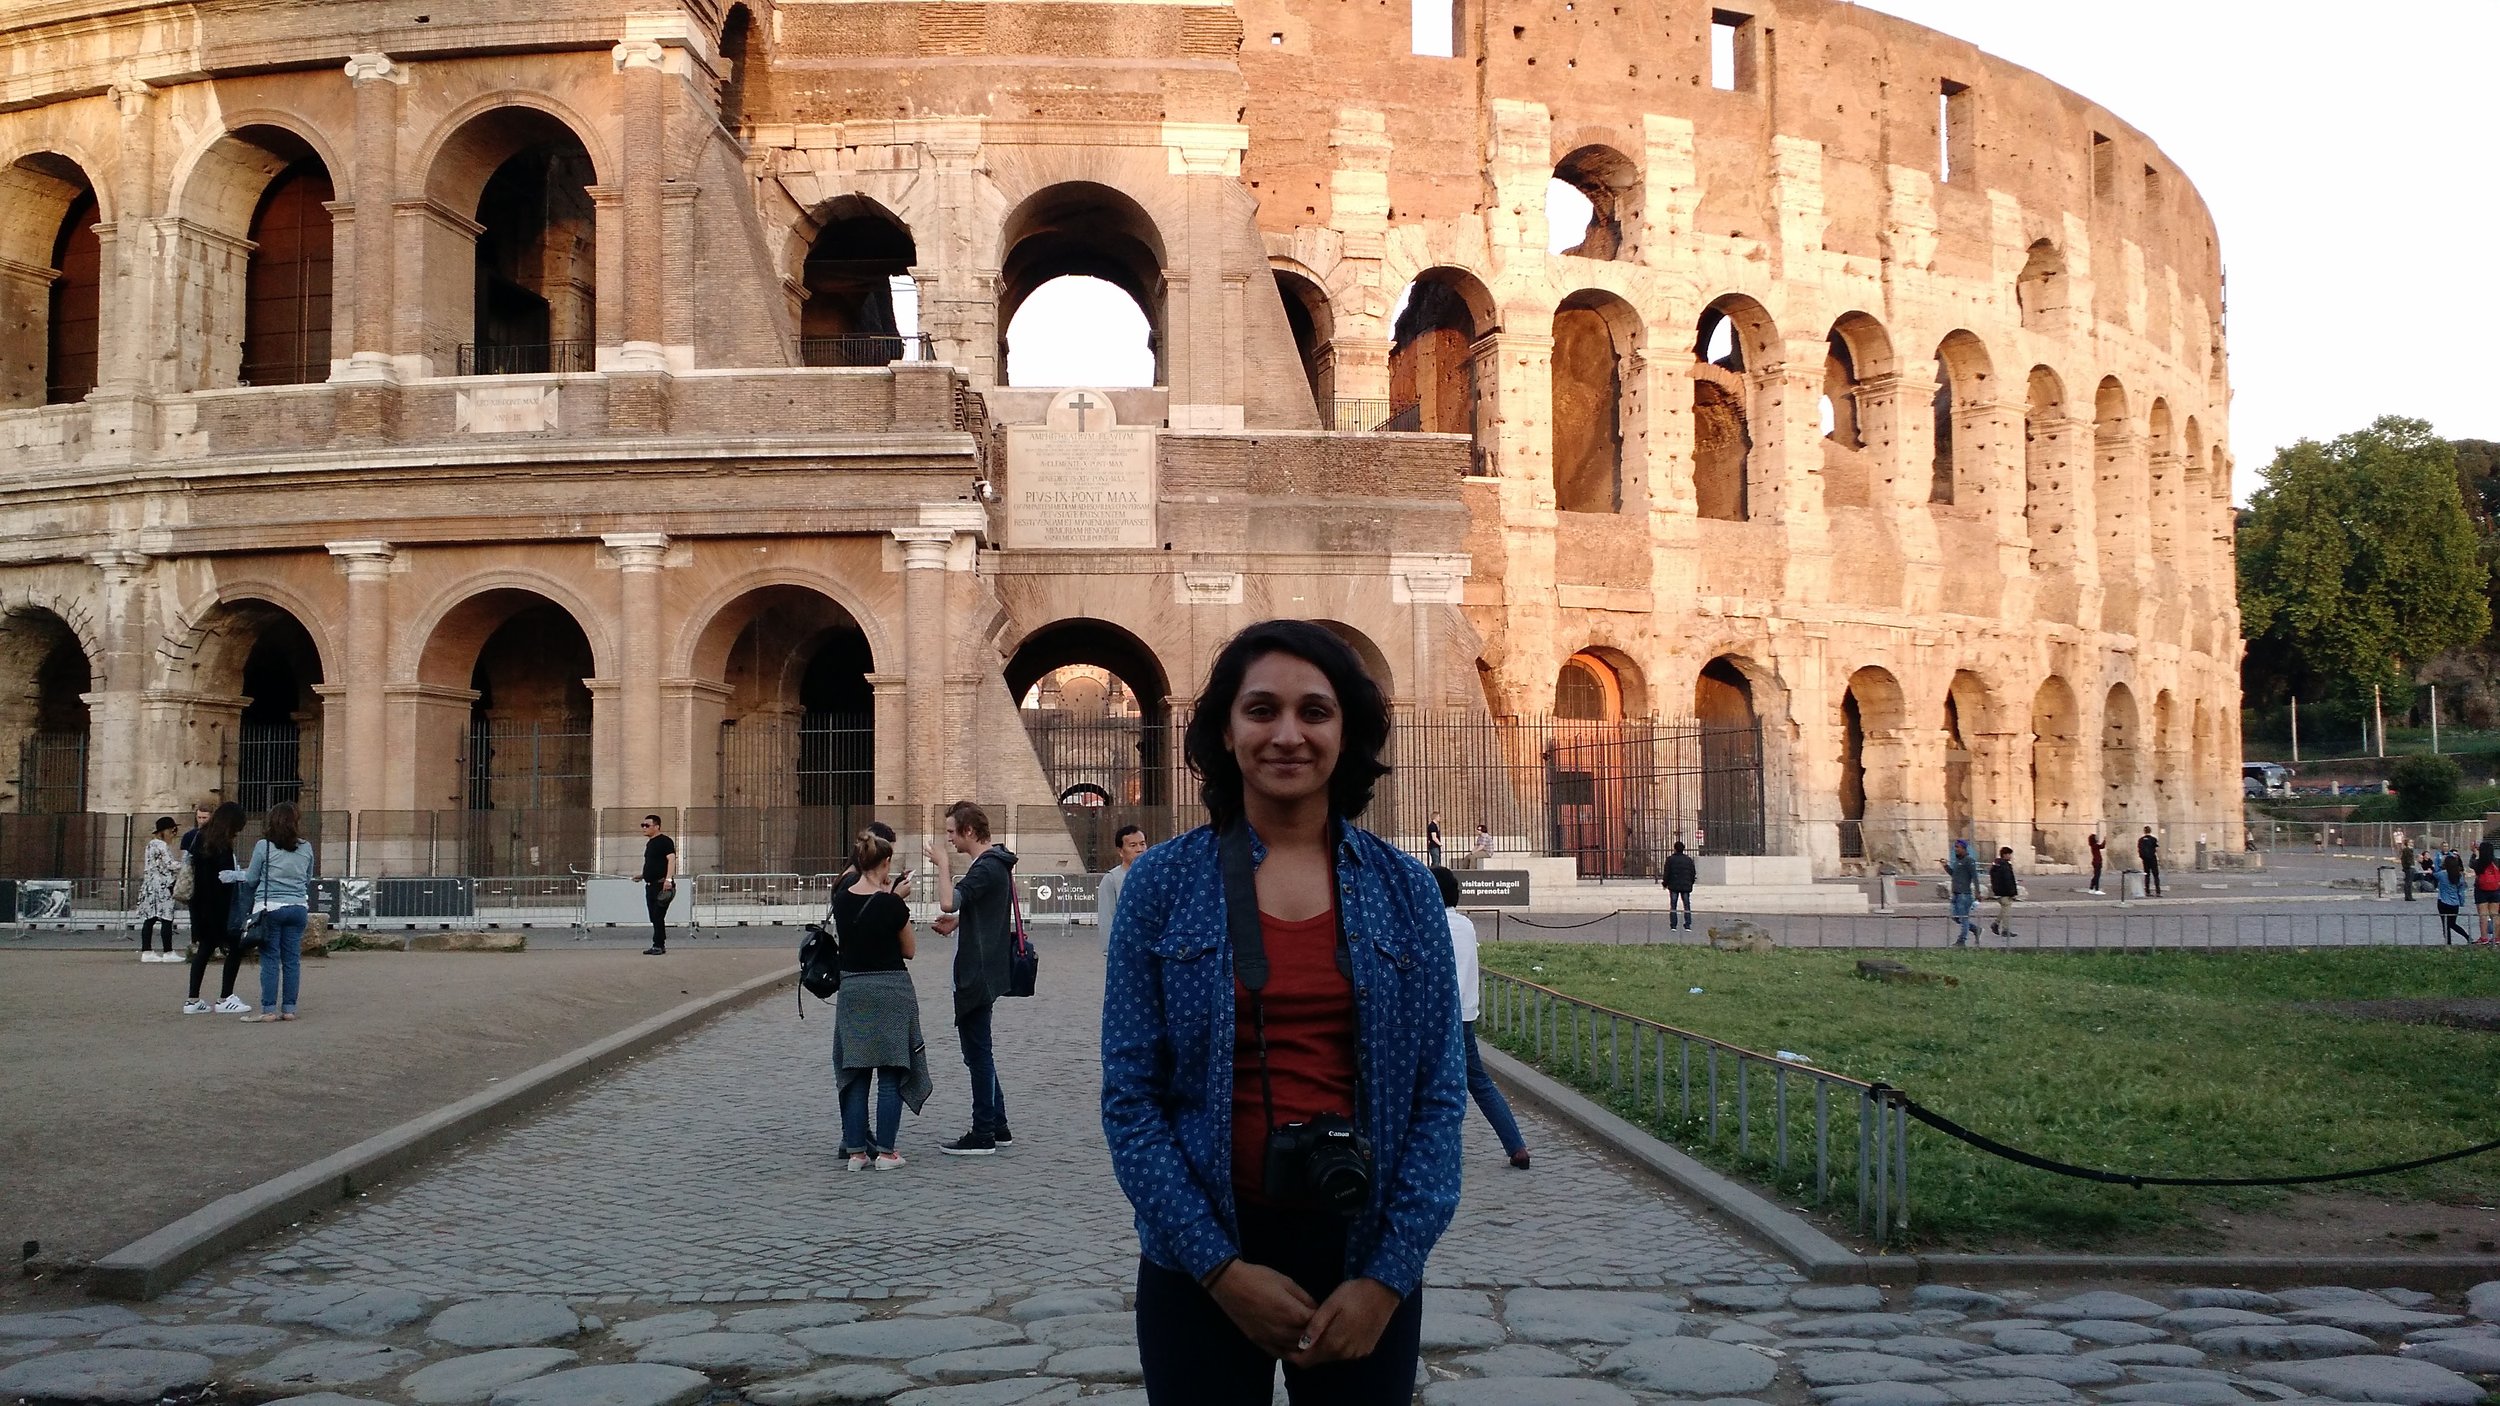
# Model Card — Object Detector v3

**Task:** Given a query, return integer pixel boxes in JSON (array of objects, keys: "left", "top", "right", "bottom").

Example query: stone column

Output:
[
  {"left": 1169, "top": 126, "right": 1247, "bottom": 430},
  {"left": 103, "top": 78, "right": 155, "bottom": 392},
  {"left": 326, "top": 542, "right": 397, "bottom": 819},
  {"left": 604, "top": 533, "right": 670, "bottom": 809},
  {"left": 83, "top": 551, "right": 151, "bottom": 813},
  {"left": 339, "top": 54, "right": 409, "bottom": 383},
  {"left": 1393, "top": 555, "right": 1470, "bottom": 712},
  {"left": 892, "top": 525, "right": 954, "bottom": 820},
  {"left": 2094, "top": 429, "right": 2145, "bottom": 638},
  {"left": 2024, "top": 414, "right": 2099, "bottom": 629},
  {"left": 1762, "top": 344, "right": 1833, "bottom": 605}
]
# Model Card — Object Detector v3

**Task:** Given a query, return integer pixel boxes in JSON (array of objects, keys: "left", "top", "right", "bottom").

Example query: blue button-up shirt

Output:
[{"left": 1099, "top": 819, "right": 1465, "bottom": 1296}]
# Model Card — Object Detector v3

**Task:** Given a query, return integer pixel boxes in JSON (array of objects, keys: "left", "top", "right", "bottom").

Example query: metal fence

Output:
[
  {"left": 1328, "top": 399, "right": 1392, "bottom": 431},
  {"left": 455, "top": 340, "right": 595, "bottom": 376},
  {"left": 1477, "top": 904, "right": 2480, "bottom": 950},
  {"left": 797, "top": 334, "right": 934, "bottom": 367},
  {"left": 1480, "top": 968, "right": 1909, "bottom": 1243}
]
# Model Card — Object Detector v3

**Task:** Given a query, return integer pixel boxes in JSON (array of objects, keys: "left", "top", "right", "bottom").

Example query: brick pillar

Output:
[
  {"left": 604, "top": 533, "right": 670, "bottom": 809},
  {"left": 611, "top": 39, "right": 670, "bottom": 372},
  {"left": 339, "top": 54, "right": 408, "bottom": 382},
  {"left": 326, "top": 542, "right": 397, "bottom": 819},
  {"left": 892, "top": 526, "right": 954, "bottom": 821}
]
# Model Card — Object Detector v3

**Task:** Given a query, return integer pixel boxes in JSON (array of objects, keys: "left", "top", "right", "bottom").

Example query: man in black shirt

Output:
[
  {"left": 2137, "top": 826, "right": 2161, "bottom": 898},
  {"left": 639, "top": 813, "right": 678, "bottom": 955}
]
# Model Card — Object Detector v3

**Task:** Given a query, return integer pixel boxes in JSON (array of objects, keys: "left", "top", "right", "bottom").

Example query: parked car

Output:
[{"left": 2243, "top": 761, "right": 2293, "bottom": 799}]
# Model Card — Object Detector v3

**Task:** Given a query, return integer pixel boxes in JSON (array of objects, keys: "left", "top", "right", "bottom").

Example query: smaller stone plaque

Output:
[
  {"left": 456, "top": 385, "right": 559, "bottom": 434},
  {"left": 1005, "top": 390, "right": 1156, "bottom": 549}
]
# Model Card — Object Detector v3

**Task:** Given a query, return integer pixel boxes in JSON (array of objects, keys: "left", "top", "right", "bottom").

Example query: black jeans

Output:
[
  {"left": 957, "top": 1001, "right": 1007, "bottom": 1136},
  {"left": 645, "top": 883, "right": 671, "bottom": 949},
  {"left": 1136, "top": 1203, "right": 1424, "bottom": 1405},
  {"left": 2143, "top": 860, "right": 2162, "bottom": 897},
  {"left": 140, "top": 916, "right": 176, "bottom": 951},
  {"left": 1666, "top": 888, "right": 1692, "bottom": 929},
  {"left": 187, "top": 910, "right": 241, "bottom": 1000}
]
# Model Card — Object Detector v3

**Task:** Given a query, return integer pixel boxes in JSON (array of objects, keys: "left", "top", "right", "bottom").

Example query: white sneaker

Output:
[
  {"left": 213, "top": 995, "right": 249, "bottom": 1014},
  {"left": 874, "top": 1153, "right": 906, "bottom": 1171},
  {"left": 138, "top": 951, "right": 156, "bottom": 962},
  {"left": 845, "top": 1154, "right": 871, "bottom": 1173},
  {"left": 182, "top": 999, "right": 211, "bottom": 1014}
]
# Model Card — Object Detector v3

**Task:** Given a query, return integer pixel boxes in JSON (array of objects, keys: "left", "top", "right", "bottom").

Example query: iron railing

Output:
[
  {"left": 1474, "top": 905, "right": 2478, "bottom": 950},
  {"left": 1480, "top": 968, "right": 1910, "bottom": 1243},
  {"left": 1329, "top": 399, "right": 1392, "bottom": 432},
  {"left": 797, "top": 334, "right": 933, "bottom": 367},
  {"left": 455, "top": 341, "right": 595, "bottom": 376},
  {"left": 16, "top": 732, "right": 87, "bottom": 815}
]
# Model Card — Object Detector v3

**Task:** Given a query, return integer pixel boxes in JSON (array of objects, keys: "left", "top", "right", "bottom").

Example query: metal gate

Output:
[{"left": 16, "top": 731, "right": 86, "bottom": 815}]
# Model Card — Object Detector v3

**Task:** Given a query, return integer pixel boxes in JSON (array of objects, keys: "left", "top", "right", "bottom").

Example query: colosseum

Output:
[{"left": 0, "top": 0, "right": 2239, "bottom": 905}]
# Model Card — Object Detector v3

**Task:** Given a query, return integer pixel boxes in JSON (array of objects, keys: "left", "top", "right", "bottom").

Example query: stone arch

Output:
[
  {"left": 1551, "top": 289, "right": 1639, "bottom": 514},
  {"left": 689, "top": 586, "right": 878, "bottom": 859},
  {"left": 2016, "top": 239, "right": 2068, "bottom": 332},
  {"left": 0, "top": 152, "right": 103, "bottom": 407},
  {"left": 1273, "top": 265, "right": 1336, "bottom": 423},
  {"left": 717, "top": 4, "right": 756, "bottom": 130},
  {"left": 0, "top": 605, "right": 95, "bottom": 814},
  {"left": 174, "top": 596, "right": 330, "bottom": 816},
  {"left": 171, "top": 122, "right": 342, "bottom": 389},
  {"left": 1388, "top": 266, "right": 1496, "bottom": 438},
  {"left": 402, "top": 573, "right": 617, "bottom": 685},
  {"left": 1553, "top": 645, "right": 1647, "bottom": 720},
  {"left": 2191, "top": 698, "right": 2216, "bottom": 828},
  {"left": 1547, "top": 646, "right": 1656, "bottom": 876},
  {"left": 1691, "top": 294, "right": 1780, "bottom": 522},
  {"left": 1548, "top": 143, "right": 1641, "bottom": 260},
  {"left": 1004, "top": 617, "right": 1176, "bottom": 819},
  {"left": 1929, "top": 328, "right": 1995, "bottom": 505},
  {"left": 998, "top": 181, "right": 1169, "bottom": 387},
  {"left": 420, "top": 101, "right": 608, "bottom": 374},
  {"left": 2094, "top": 376, "right": 2140, "bottom": 632},
  {"left": 2102, "top": 680, "right": 2143, "bottom": 837},
  {"left": 674, "top": 570, "right": 892, "bottom": 682},
  {"left": 2152, "top": 687, "right": 2183, "bottom": 834},
  {"left": 794, "top": 194, "right": 919, "bottom": 365},
  {"left": 1694, "top": 653, "right": 1771, "bottom": 855},
  {"left": 2029, "top": 674, "right": 2082, "bottom": 859},
  {"left": 1819, "top": 311, "right": 1894, "bottom": 507},
  {"left": 2024, "top": 365, "right": 2084, "bottom": 623},
  {"left": 1837, "top": 665, "right": 1913, "bottom": 866},
  {"left": 1942, "top": 667, "right": 2002, "bottom": 843},
  {"left": 1314, "top": 619, "right": 1396, "bottom": 700}
]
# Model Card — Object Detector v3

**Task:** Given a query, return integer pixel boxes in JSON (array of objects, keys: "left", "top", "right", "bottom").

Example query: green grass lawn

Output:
[{"left": 1478, "top": 944, "right": 2500, "bottom": 1249}]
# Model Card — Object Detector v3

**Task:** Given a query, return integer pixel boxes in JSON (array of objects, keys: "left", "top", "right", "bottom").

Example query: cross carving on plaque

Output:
[{"left": 1067, "top": 393, "right": 1099, "bottom": 431}]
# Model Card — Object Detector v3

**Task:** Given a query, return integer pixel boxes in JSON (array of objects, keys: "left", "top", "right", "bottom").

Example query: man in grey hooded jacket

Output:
[{"left": 926, "top": 800, "right": 1019, "bottom": 1156}]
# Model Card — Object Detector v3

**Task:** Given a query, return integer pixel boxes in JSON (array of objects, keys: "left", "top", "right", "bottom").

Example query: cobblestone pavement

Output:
[{"left": 7, "top": 932, "right": 2498, "bottom": 1403}]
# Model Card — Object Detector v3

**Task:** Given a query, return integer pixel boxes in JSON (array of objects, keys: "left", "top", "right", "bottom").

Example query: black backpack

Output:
[{"left": 796, "top": 920, "right": 841, "bottom": 1016}]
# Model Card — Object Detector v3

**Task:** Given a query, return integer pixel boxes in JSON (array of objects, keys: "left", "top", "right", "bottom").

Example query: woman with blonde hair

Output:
[{"left": 831, "top": 826, "right": 932, "bottom": 1171}]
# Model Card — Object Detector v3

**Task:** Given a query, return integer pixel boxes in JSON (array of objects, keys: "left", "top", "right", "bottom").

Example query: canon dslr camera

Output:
[{"left": 1262, "top": 1114, "right": 1374, "bottom": 1215}]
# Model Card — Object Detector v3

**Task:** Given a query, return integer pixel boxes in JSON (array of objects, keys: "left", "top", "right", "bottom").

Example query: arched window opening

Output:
[
  {"left": 998, "top": 182, "right": 1166, "bottom": 390},
  {"left": 1691, "top": 302, "right": 1762, "bottom": 522},
  {"left": 1943, "top": 688, "right": 1970, "bottom": 840},
  {"left": 1929, "top": 376, "right": 1955, "bottom": 502},
  {"left": 1387, "top": 270, "right": 1491, "bottom": 438},
  {"left": 1006, "top": 620, "right": 1174, "bottom": 868},
  {"left": 48, "top": 192, "right": 102, "bottom": 404},
  {"left": 1554, "top": 654, "right": 1615, "bottom": 720},
  {"left": 1548, "top": 146, "right": 1638, "bottom": 260},
  {"left": 1930, "top": 330, "right": 1993, "bottom": 507},
  {"left": 1551, "top": 293, "right": 1626, "bottom": 513},
  {"left": 717, "top": 5, "right": 754, "bottom": 131},
  {"left": 800, "top": 198, "right": 920, "bottom": 366},
  {"left": 467, "top": 121, "right": 598, "bottom": 375},
  {"left": 2015, "top": 239, "right": 2066, "bottom": 333},
  {"left": 2030, "top": 675, "right": 2080, "bottom": 860},
  {"left": 1, "top": 609, "right": 92, "bottom": 814},
  {"left": 1838, "top": 688, "right": 1866, "bottom": 843},
  {"left": 1695, "top": 657, "right": 1765, "bottom": 855},
  {"left": 1411, "top": 0, "right": 1459, "bottom": 57},
  {"left": 694, "top": 587, "right": 877, "bottom": 872},
  {"left": 1273, "top": 270, "right": 1336, "bottom": 424},
  {"left": 466, "top": 601, "right": 595, "bottom": 818},
  {"left": 1821, "top": 331, "right": 1860, "bottom": 449},
  {"left": 235, "top": 610, "right": 326, "bottom": 816},
  {"left": 2022, "top": 365, "right": 2062, "bottom": 532},
  {"left": 242, "top": 160, "right": 337, "bottom": 387},
  {"left": 1837, "top": 666, "right": 1911, "bottom": 866},
  {"left": 2103, "top": 682, "right": 2141, "bottom": 834}
]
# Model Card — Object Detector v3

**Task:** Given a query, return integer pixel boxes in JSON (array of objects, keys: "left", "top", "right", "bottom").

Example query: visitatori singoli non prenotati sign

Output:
[{"left": 1003, "top": 389, "right": 1158, "bottom": 549}]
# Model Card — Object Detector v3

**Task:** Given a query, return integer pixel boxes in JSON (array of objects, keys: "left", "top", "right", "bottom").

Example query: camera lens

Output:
[{"left": 1314, "top": 1159, "right": 1369, "bottom": 1212}]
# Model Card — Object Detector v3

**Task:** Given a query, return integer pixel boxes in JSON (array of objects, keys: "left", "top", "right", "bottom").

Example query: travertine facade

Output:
[{"left": 0, "top": 0, "right": 2238, "bottom": 878}]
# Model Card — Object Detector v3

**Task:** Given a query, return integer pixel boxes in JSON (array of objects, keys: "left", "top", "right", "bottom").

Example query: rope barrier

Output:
[
  {"left": 1494, "top": 910, "right": 1627, "bottom": 931},
  {"left": 1872, "top": 1083, "right": 2500, "bottom": 1188}
]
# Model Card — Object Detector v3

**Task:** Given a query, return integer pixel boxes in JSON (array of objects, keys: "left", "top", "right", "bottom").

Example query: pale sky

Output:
[{"left": 1012, "top": 1, "right": 2499, "bottom": 504}]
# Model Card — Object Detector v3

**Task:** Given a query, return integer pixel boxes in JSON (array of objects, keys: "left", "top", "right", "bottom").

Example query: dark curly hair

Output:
[{"left": 1184, "top": 619, "right": 1391, "bottom": 831}]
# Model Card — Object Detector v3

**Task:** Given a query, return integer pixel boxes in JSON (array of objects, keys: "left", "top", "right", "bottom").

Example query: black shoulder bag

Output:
[{"left": 1217, "top": 824, "right": 1373, "bottom": 1216}]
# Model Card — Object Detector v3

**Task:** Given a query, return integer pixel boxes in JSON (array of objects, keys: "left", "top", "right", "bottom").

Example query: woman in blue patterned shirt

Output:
[{"left": 1101, "top": 619, "right": 1465, "bottom": 1405}]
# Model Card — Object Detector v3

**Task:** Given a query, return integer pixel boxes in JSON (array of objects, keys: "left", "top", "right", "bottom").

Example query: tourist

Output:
[
  {"left": 1988, "top": 846, "right": 2019, "bottom": 940},
  {"left": 182, "top": 803, "right": 248, "bottom": 1015},
  {"left": 926, "top": 800, "right": 1018, "bottom": 1156},
  {"left": 2476, "top": 842, "right": 2500, "bottom": 943},
  {"left": 2397, "top": 833, "right": 2416, "bottom": 901},
  {"left": 137, "top": 816, "right": 180, "bottom": 962},
  {"left": 1660, "top": 839, "right": 1697, "bottom": 931},
  {"left": 834, "top": 819, "right": 911, "bottom": 900},
  {"left": 2435, "top": 849, "right": 2470, "bottom": 945},
  {"left": 223, "top": 800, "right": 315, "bottom": 1023},
  {"left": 1468, "top": 822, "right": 1492, "bottom": 870},
  {"left": 1101, "top": 618, "right": 1461, "bottom": 1404},
  {"left": 639, "top": 813, "right": 677, "bottom": 955},
  {"left": 1432, "top": 864, "right": 1529, "bottom": 1171},
  {"left": 2085, "top": 832, "right": 2106, "bottom": 896},
  {"left": 1425, "top": 814, "right": 1443, "bottom": 868},
  {"left": 831, "top": 826, "right": 930, "bottom": 1171},
  {"left": 1944, "top": 840, "right": 1980, "bottom": 947},
  {"left": 2136, "top": 826, "right": 2162, "bottom": 898},
  {"left": 179, "top": 802, "right": 210, "bottom": 860},
  {"left": 1098, "top": 823, "right": 1149, "bottom": 931}
]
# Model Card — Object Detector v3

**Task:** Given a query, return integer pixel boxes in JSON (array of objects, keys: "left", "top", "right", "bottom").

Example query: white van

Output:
[{"left": 2242, "top": 762, "right": 2293, "bottom": 799}]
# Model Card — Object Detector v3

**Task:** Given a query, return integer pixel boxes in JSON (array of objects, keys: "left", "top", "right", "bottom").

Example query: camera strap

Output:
[{"left": 1218, "top": 823, "right": 1283, "bottom": 1135}]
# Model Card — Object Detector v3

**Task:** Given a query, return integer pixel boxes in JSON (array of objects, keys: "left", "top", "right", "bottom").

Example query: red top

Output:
[{"left": 1232, "top": 907, "right": 1357, "bottom": 1201}]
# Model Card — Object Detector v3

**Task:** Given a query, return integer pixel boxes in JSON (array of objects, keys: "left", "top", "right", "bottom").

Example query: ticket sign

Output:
[
  {"left": 1005, "top": 390, "right": 1156, "bottom": 549},
  {"left": 1458, "top": 870, "right": 1532, "bottom": 907}
]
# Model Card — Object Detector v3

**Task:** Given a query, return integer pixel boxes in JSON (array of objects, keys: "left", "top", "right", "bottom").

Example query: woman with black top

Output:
[
  {"left": 181, "top": 802, "right": 249, "bottom": 1014},
  {"left": 832, "top": 827, "right": 932, "bottom": 1171},
  {"left": 1101, "top": 619, "right": 1464, "bottom": 1406}
]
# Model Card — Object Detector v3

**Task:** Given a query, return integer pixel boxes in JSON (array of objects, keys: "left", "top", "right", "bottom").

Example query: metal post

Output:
[
  {"left": 2291, "top": 695, "right": 2301, "bottom": 763},
  {"left": 1738, "top": 1057, "right": 1750, "bottom": 1155},
  {"left": 2374, "top": 684, "right": 2385, "bottom": 759},
  {"left": 1814, "top": 1081, "right": 1829, "bottom": 1201},
  {"left": 1776, "top": 1065, "right": 1790, "bottom": 1171},
  {"left": 1679, "top": 1039, "right": 1691, "bottom": 1119},
  {"left": 1857, "top": 1092, "right": 1872, "bottom": 1235},
  {"left": 1610, "top": 1014, "right": 1621, "bottom": 1093},
  {"left": 2432, "top": 685, "right": 2440, "bottom": 753},
  {"left": 1706, "top": 1046, "right": 1720, "bottom": 1139},
  {"left": 1896, "top": 1093, "right": 1912, "bottom": 1237}
]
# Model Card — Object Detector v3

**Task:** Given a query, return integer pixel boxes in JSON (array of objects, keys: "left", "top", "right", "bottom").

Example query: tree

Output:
[
  {"left": 2390, "top": 753, "right": 2461, "bottom": 817},
  {"left": 2238, "top": 417, "right": 2489, "bottom": 697}
]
